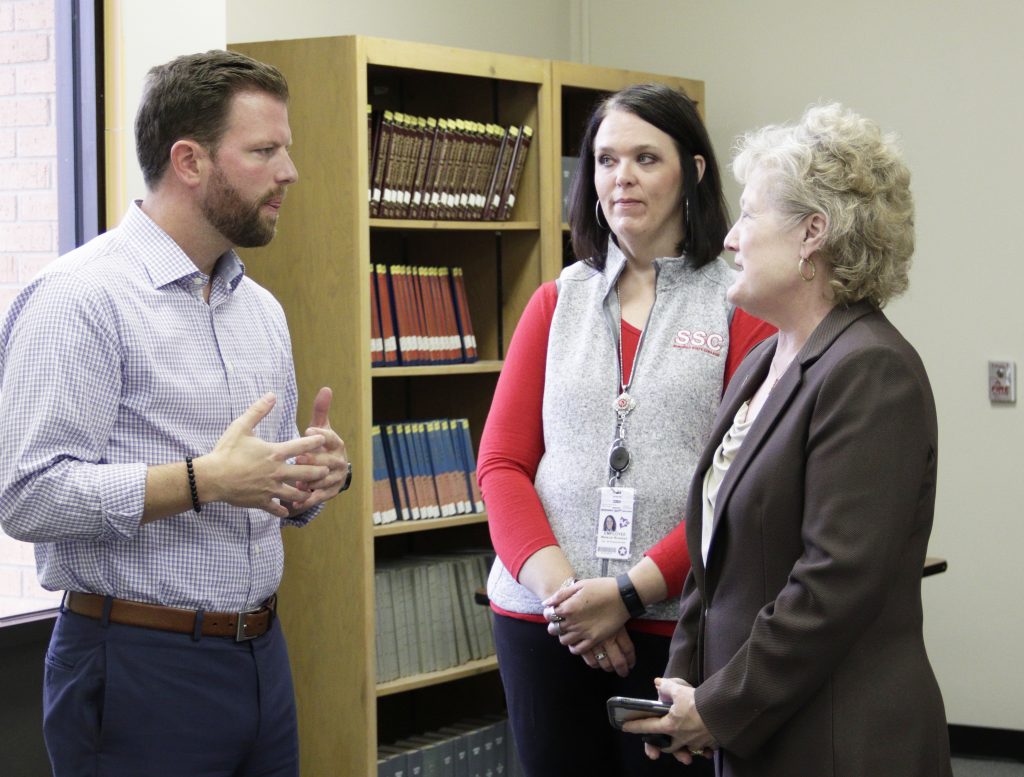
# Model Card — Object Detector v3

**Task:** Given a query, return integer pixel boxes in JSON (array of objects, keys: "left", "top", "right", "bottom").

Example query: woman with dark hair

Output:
[{"left": 478, "top": 83, "right": 773, "bottom": 776}]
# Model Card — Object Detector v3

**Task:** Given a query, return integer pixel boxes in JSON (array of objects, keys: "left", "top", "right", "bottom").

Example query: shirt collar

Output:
[
  {"left": 603, "top": 239, "right": 693, "bottom": 292},
  {"left": 120, "top": 200, "right": 247, "bottom": 293}
]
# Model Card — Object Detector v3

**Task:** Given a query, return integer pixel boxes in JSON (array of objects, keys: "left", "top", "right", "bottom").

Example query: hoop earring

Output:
[
  {"left": 798, "top": 256, "right": 816, "bottom": 282},
  {"left": 595, "top": 201, "right": 609, "bottom": 230}
]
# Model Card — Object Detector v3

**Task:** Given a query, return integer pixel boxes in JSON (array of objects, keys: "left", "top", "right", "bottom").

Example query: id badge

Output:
[{"left": 596, "top": 486, "right": 635, "bottom": 560}]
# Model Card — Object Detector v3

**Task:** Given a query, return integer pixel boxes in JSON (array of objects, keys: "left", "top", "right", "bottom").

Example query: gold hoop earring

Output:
[
  {"left": 798, "top": 256, "right": 816, "bottom": 282},
  {"left": 595, "top": 201, "right": 609, "bottom": 230}
]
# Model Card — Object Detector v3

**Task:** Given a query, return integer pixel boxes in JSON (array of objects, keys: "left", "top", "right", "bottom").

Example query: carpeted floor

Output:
[{"left": 953, "top": 757, "right": 1024, "bottom": 776}]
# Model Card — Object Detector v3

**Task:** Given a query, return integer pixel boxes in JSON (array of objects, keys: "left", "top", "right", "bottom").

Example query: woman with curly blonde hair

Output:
[{"left": 627, "top": 103, "right": 952, "bottom": 777}]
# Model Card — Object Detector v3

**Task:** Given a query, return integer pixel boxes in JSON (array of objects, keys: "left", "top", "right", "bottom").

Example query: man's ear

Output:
[
  {"left": 168, "top": 139, "right": 207, "bottom": 188},
  {"left": 802, "top": 212, "right": 828, "bottom": 255}
]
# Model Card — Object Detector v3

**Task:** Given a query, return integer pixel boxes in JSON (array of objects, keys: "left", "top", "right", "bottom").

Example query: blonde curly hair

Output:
[{"left": 732, "top": 103, "right": 914, "bottom": 307}]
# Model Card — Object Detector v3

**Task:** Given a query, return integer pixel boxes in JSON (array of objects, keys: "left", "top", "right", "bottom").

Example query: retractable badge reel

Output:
[
  {"left": 608, "top": 391, "right": 635, "bottom": 485},
  {"left": 597, "top": 391, "right": 636, "bottom": 560}
]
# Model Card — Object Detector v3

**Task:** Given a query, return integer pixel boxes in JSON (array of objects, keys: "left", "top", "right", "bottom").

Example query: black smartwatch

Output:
[
  {"left": 340, "top": 462, "right": 353, "bottom": 492},
  {"left": 616, "top": 573, "right": 646, "bottom": 618}
]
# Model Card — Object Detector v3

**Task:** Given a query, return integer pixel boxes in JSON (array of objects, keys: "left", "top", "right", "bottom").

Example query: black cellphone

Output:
[{"left": 606, "top": 696, "right": 673, "bottom": 749}]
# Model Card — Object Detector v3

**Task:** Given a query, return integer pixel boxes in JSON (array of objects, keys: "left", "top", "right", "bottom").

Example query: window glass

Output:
[{"left": 1, "top": 0, "right": 100, "bottom": 620}]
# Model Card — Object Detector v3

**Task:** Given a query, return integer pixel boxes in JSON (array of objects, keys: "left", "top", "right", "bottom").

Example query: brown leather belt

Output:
[{"left": 65, "top": 591, "right": 276, "bottom": 641}]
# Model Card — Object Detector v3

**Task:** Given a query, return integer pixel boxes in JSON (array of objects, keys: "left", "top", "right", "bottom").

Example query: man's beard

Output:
[{"left": 201, "top": 165, "right": 282, "bottom": 248}]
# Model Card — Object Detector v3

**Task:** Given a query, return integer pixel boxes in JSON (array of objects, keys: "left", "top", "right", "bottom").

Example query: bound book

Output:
[
  {"left": 370, "top": 264, "right": 384, "bottom": 366},
  {"left": 407, "top": 116, "right": 437, "bottom": 219},
  {"left": 495, "top": 124, "right": 533, "bottom": 220},
  {"left": 374, "top": 419, "right": 483, "bottom": 528},
  {"left": 376, "top": 263, "right": 399, "bottom": 365},
  {"left": 371, "top": 425, "right": 398, "bottom": 525},
  {"left": 370, "top": 110, "right": 397, "bottom": 217},
  {"left": 448, "top": 267, "right": 477, "bottom": 362},
  {"left": 373, "top": 264, "right": 477, "bottom": 366},
  {"left": 482, "top": 125, "right": 514, "bottom": 221}
]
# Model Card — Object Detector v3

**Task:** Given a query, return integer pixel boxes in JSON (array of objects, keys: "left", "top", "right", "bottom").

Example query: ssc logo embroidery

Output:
[{"left": 672, "top": 328, "right": 725, "bottom": 356}]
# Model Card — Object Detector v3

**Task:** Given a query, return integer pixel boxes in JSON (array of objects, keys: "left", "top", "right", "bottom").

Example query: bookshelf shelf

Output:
[
  {"left": 229, "top": 35, "right": 702, "bottom": 777},
  {"left": 373, "top": 511, "right": 489, "bottom": 537},
  {"left": 370, "top": 219, "right": 540, "bottom": 231},
  {"left": 371, "top": 360, "right": 503, "bottom": 378},
  {"left": 376, "top": 655, "right": 499, "bottom": 698}
]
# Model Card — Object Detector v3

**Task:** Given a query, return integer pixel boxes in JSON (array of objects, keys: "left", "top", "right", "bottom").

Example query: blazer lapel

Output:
[
  {"left": 702, "top": 301, "right": 877, "bottom": 575},
  {"left": 686, "top": 336, "right": 776, "bottom": 590}
]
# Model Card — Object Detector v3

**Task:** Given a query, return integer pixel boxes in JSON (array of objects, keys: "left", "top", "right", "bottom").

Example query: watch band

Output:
[{"left": 616, "top": 573, "right": 646, "bottom": 618}]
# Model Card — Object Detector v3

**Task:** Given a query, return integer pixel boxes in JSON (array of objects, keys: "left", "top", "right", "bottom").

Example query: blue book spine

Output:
[{"left": 383, "top": 424, "right": 413, "bottom": 521}]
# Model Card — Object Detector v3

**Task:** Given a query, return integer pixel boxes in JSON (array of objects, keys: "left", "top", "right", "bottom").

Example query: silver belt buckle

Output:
[{"left": 235, "top": 606, "right": 263, "bottom": 642}]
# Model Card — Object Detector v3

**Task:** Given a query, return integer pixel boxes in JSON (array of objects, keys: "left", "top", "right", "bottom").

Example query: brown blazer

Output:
[{"left": 666, "top": 301, "right": 952, "bottom": 777}]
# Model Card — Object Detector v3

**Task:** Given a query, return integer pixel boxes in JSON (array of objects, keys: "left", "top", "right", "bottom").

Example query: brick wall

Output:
[{"left": 0, "top": 0, "right": 61, "bottom": 617}]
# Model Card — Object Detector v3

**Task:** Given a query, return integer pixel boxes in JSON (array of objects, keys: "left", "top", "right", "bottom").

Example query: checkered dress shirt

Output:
[{"left": 0, "top": 202, "right": 321, "bottom": 611}]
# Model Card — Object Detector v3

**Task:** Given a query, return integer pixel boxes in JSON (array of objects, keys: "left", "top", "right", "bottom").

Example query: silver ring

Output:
[
  {"left": 556, "top": 621, "right": 564, "bottom": 636},
  {"left": 550, "top": 613, "right": 565, "bottom": 623},
  {"left": 688, "top": 747, "right": 705, "bottom": 757},
  {"left": 595, "top": 652, "right": 607, "bottom": 661}
]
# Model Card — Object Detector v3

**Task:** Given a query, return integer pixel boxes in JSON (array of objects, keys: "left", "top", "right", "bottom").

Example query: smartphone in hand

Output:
[{"left": 606, "top": 696, "right": 673, "bottom": 749}]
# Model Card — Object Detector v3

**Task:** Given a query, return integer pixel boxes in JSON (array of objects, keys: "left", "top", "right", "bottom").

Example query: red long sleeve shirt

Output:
[{"left": 480, "top": 280, "right": 774, "bottom": 632}]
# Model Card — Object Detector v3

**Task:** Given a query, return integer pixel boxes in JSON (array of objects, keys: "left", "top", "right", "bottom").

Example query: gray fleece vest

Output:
[{"left": 487, "top": 242, "right": 737, "bottom": 621}]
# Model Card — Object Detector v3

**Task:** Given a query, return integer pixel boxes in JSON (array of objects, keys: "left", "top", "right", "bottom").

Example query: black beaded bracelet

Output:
[{"left": 185, "top": 456, "right": 201, "bottom": 514}]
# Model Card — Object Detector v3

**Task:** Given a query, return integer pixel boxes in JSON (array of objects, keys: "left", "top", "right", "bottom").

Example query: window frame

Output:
[{"left": 56, "top": 0, "right": 103, "bottom": 253}]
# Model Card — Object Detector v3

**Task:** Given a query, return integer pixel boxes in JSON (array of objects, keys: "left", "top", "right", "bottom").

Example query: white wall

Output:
[
  {"left": 225, "top": 0, "right": 574, "bottom": 60},
  {"left": 581, "top": 0, "right": 1024, "bottom": 730},
  {"left": 110, "top": 0, "right": 573, "bottom": 219},
  {"left": 116, "top": 0, "right": 1022, "bottom": 731},
  {"left": 107, "top": 1, "right": 226, "bottom": 217}
]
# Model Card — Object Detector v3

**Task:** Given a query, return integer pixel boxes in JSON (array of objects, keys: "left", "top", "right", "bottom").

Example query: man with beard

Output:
[{"left": 0, "top": 50, "right": 350, "bottom": 777}]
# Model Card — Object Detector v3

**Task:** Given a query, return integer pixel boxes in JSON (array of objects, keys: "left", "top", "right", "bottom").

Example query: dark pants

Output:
[
  {"left": 43, "top": 607, "right": 299, "bottom": 777},
  {"left": 495, "top": 613, "right": 714, "bottom": 777}
]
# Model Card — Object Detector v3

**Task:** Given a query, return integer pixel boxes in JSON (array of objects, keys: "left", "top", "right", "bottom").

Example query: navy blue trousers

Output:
[
  {"left": 494, "top": 614, "right": 714, "bottom": 777},
  {"left": 43, "top": 607, "right": 299, "bottom": 777}
]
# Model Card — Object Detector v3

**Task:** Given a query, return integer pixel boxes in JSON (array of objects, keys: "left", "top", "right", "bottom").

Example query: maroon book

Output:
[
  {"left": 376, "top": 263, "right": 399, "bottom": 365},
  {"left": 370, "top": 264, "right": 383, "bottom": 365},
  {"left": 496, "top": 124, "right": 533, "bottom": 220},
  {"left": 482, "top": 125, "right": 514, "bottom": 220},
  {"left": 449, "top": 267, "right": 477, "bottom": 361}
]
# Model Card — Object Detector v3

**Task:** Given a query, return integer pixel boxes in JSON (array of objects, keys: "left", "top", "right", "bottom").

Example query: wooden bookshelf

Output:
[
  {"left": 228, "top": 36, "right": 548, "bottom": 777},
  {"left": 229, "top": 36, "right": 703, "bottom": 777}
]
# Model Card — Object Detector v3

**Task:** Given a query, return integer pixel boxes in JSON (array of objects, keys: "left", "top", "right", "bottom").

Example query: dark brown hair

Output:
[
  {"left": 567, "top": 82, "right": 729, "bottom": 269},
  {"left": 135, "top": 49, "right": 289, "bottom": 188}
]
